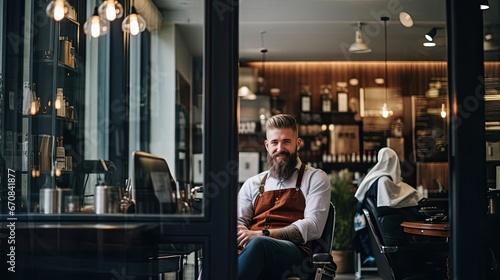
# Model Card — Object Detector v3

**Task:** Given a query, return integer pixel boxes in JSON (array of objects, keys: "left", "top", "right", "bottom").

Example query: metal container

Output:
[
  {"left": 56, "top": 188, "right": 72, "bottom": 213},
  {"left": 39, "top": 188, "right": 73, "bottom": 214},
  {"left": 39, "top": 188, "right": 57, "bottom": 214},
  {"left": 95, "top": 185, "right": 121, "bottom": 214}
]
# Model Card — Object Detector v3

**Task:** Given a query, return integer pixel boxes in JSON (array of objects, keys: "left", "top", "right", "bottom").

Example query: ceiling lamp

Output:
[
  {"left": 425, "top": 28, "right": 437, "bottom": 41},
  {"left": 480, "top": 0, "right": 490, "bottom": 10},
  {"left": 423, "top": 42, "right": 437, "bottom": 47},
  {"left": 46, "top": 0, "right": 71, "bottom": 21},
  {"left": 349, "top": 22, "right": 372, "bottom": 53},
  {"left": 399, "top": 12, "right": 413, "bottom": 28},
  {"left": 122, "top": 6, "right": 147, "bottom": 36},
  {"left": 380, "top": 16, "right": 393, "bottom": 119},
  {"left": 98, "top": 0, "right": 124, "bottom": 22},
  {"left": 257, "top": 31, "right": 268, "bottom": 94},
  {"left": 238, "top": 86, "right": 257, "bottom": 100},
  {"left": 84, "top": 7, "right": 109, "bottom": 38}
]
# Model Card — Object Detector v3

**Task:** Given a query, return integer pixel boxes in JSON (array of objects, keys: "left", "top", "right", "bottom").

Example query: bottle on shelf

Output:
[
  {"left": 336, "top": 82, "right": 349, "bottom": 112},
  {"left": 300, "top": 85, "right": 312, "bottom": 112},
  {"left": 55, "top": 88, "right": 64, "bottom": 117},
  {"left": 30, "top": 83, "right": 40, "bottom": 115},
  {"left": 320, "top": 85, "right": 332, "bottom": 112},
  {"left": 372, "top": 150, "right": 378, "bottom": 162}
]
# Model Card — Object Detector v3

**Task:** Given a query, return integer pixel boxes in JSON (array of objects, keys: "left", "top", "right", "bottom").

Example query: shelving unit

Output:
[{"left": 23, "top": 0, "right": 86, "bottom": 213}]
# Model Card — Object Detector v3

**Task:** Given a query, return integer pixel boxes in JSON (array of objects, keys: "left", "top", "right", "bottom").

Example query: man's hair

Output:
[{"left": 266, "top": 114, "right": 298, "bottom": 135}]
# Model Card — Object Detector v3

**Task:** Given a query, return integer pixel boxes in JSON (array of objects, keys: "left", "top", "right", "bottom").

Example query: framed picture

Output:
[{"left": 238, "top": 152, "right": 260, "bottom": 183}]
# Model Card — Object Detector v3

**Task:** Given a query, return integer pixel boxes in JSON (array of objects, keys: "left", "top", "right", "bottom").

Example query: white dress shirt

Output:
[{"left": 237, "top": 158, "right": 331, "bottom": 243}]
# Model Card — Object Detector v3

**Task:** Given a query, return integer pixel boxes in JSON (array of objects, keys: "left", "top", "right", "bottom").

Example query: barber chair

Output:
[
  {"left": 362, "top": 195, "right": 448, "bottom": 280},
  {"left": 285, "top": 202, "right": 337, "bottom": 280},
  {"left": 311, "top": 202, "right": 338, "bottom": 279}
]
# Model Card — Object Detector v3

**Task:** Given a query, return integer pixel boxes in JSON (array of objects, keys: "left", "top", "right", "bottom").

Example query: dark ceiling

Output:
[{"left": 154, "top": 0, "right": 499, "bottom": 62}]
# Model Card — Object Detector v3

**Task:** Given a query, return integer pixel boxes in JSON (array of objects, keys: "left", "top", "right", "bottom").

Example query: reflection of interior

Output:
[{"left": 0, "top": 0, "right": 499, "bottom": 279}]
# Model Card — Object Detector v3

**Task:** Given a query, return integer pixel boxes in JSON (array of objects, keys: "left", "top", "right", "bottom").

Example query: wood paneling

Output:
[{"left": 244, "top": 61, "right": 500, "bottom": 116}]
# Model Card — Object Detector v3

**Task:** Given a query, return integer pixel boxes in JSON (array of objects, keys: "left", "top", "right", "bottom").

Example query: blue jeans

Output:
[{"left": 238, "top": 236, "right": 310, "bottom": 280}]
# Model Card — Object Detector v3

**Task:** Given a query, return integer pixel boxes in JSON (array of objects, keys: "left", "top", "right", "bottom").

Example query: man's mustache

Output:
[{"left": 273, "top": 151, "right": 291, "bottom": 158}]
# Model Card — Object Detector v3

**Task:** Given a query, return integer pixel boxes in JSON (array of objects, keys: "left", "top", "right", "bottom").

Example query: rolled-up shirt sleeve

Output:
[
  {"left": 237, "top": 173, "right": 265, "bottom": 228},
  {"left": 292, "top": 169, "right": 331, "bottom": 243}
]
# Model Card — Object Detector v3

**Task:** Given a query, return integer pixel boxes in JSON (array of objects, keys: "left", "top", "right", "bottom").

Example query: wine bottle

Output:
[
  {"left": 300, "top": 85, "right": 312, "bottom": 112},
  {"left": 320, "top": 85, "right": 332, "bottom": 112},
  {"left": 337, "top": 82, "right": 349, "bottom": 112}
]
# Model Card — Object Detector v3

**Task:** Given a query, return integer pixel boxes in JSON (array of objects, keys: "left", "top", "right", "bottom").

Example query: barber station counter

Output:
[{"left": 0, "top": 214, "right": 203, "bottom": 279}]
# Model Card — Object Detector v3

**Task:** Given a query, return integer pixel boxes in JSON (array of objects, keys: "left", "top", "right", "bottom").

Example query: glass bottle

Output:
[
  {"left": 300, "top": 85, "right": 312, "bottom": 112},
  {"left": 320, "top": 85, "right": 332, "bottom": 112},
  {"left": 337, "top": 82, "right": 349, "bottom": 112}
]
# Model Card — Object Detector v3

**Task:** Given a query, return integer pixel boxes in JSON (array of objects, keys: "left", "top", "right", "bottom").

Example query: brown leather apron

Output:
[{"left": 249, "top": 164, "right": 312, "bottom": 256}]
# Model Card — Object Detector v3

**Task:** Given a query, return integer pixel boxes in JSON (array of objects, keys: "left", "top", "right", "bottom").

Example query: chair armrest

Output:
[{"left": 312, "top": 253, "right": 334, "bottom": 265}]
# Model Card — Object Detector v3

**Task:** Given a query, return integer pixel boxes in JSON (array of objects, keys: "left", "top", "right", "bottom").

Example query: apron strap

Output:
[{"left": 259, "top": 163, "right": 306, "bottom": 194}]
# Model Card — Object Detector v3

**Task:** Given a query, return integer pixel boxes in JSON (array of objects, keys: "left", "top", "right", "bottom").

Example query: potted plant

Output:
[{"left": 329, "top": 168, "right": 357, "bottom": 273}]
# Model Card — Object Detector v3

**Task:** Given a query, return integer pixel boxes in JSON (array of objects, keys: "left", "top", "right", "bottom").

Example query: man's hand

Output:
[{"left": 237, "top": 225, "right": 262, "bottom": 249}]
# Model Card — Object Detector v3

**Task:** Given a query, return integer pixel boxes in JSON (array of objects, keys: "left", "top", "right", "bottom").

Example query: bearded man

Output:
[{"left": 236, "top": 114, "right": 331, "bottom": 280}]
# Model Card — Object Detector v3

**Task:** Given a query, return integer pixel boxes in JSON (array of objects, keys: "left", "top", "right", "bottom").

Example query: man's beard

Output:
[{"left": 267, "top": 150, "right": 298, "bottom": 180}]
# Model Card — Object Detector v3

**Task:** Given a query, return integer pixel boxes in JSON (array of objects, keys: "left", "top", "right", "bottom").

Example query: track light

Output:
[
  {"left": 480, "top": 0, "right": 490, "bottom": 10},
  {"left": 349, "top": 22, "right": 372, "bottom": 53},
  {"left": 425, "top": 28, "right": 437, "bottom": 41}
]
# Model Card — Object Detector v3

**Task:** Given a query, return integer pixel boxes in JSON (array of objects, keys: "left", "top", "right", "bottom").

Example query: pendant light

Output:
[
  {"left": 98, "top": 0, "right": 124, "bottom": 22},
  {"left": 349, "top": 22, "right": 372, "bottom": 53},
  {"left": 122, "top": 5, "right": 147, "bottom": 36},
  {"left": 440, "top": 103, "right": 447, "bottom": 118},
  {"left": 257, "top": 31, "right": 268, "bottom": 94},
  {"left": 84, "top": 7, "right": 109, "bottom": 38},
  {"left": 380, "top": 16, "right": 393, "bottom": 119},
  {"left": 46, "top": 0, "right": 71, "bottom": 21}
]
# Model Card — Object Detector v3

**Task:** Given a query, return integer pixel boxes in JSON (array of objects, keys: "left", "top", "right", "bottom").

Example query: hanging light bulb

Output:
[
  {"left": 380, "top": 16, "right": 393, "bottom": 119},
  {"left": 46, "top": 0, "right": 71, "bottom": 21},
  {"left": 122, "top": 6, "right": 147, "bottom": 36},
  {"left": 84, "top": 7, "right": 108, "bottom": 38},
  {"left": 440, "top": 103, "right": 447, "bottom": 118},
  {"left": 98, "top": 0, "right": 124, "bottom": 22},
  {"left": 381, "top": 103, "right": 393, "bottom": 118}
]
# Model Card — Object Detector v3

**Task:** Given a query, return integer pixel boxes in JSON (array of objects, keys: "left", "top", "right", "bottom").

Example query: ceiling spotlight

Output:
[
  {"left": 399, "top": 12, "right": 413, "bottom": 28},
  {"left": 349, "top": 22, "right": 372, "bottom": 53},
  {"left": 480, "top": 0, "right": 490, "bottom": 10},
  {"left": 423, "top": 42, "right": 436, "bottom": 47},
  {"left": 425, "top": 28, "right": 437, "bottom": 41}
]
